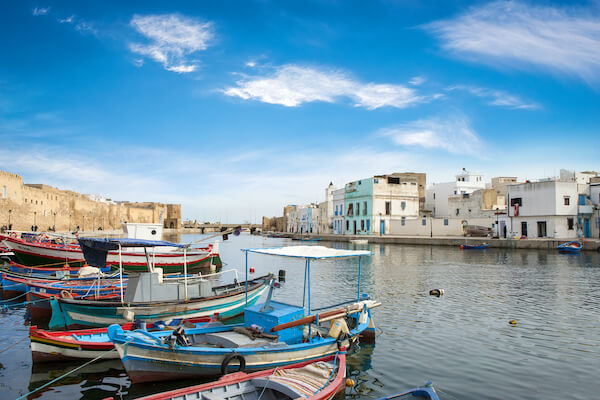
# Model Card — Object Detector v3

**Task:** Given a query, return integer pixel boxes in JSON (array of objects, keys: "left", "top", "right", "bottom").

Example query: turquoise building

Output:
[{"left": 344, "top": 178, "right": 373, "bottom": 235}]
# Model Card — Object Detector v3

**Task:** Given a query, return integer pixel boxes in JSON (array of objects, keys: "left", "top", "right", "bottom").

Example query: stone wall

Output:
[{"left": 0, "top": 170, "right": 181, "bottom": 232}]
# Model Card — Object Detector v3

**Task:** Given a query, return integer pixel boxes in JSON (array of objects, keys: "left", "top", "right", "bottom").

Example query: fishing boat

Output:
[
  {"left": 2, "top": 235, "right": 220, "bottom": 273},
  {"left": 460, "top": 243, "right": 490, "bottom": 250},
  {"left": 375, "top": 382, "right": 440, "bottom": 400},
  {"left": 6, "top": 260, "right": 110, "bottom": 277},
  {"left": 29, "top": 317, "right": 215, "bottom": 362},
  {"left": 300, "top": 238, "right": 322, "bottom": 242},
  {"left": 557, "top": 241, "right": 583, "bottom": 253},
  {"left": 108, "top": 351, "right": 347, "bottom": 400},
  {"left": 27, "top": 290, "right": 121, "bottom": 321},
  {"left": 108, "top": 245, "right": 379, "bottom": 383},
  {"left": 49, "top": 238, "right": 271, "bottom": 330},
  {"left": 350, "top": 239, "right": 368, "bottom": 245}
]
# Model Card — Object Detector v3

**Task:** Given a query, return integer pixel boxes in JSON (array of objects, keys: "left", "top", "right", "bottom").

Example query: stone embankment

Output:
[{"left": 264, "top": 232, "right": 600, "bottom": 252}]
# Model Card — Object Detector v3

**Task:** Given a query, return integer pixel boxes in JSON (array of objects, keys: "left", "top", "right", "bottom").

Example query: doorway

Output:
[
  {"left": 353, "top": 220, "right": 357, "bottom": 234},
  {"left": 584, "top": 218, "right": 591, "bottom": 238},
  {"left": 380, "top": 220, "right": 385, "bottom": 235},
  {"left": 537, "top": 221, "right": 547, "bottom": 238},
  {"left": 521, "top": 221, "right": 528, "bottom": 238}
]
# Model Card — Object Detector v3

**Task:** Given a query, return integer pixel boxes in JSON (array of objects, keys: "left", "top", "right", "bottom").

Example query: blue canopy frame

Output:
[{"left": 241, "top": 246, "right": 374, "bottom": 319}]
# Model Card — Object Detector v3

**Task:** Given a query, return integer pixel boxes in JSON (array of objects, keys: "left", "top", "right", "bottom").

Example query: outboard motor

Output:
[{"left": 278, "top": 269, "right": 286, "bottom": 283}]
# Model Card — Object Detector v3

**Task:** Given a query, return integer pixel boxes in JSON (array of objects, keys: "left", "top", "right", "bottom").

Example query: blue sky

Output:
[{"left": 1, "top": 1, "right": 599, "bottom": 222}]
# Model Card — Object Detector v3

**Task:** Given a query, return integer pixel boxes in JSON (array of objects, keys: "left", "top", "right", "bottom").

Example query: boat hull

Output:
[
  {"left": 49, "top": 278, "right": 269, "bottom": 330},
  {"left": 3, "top": 236, "right": 221, "bottom": 273}
]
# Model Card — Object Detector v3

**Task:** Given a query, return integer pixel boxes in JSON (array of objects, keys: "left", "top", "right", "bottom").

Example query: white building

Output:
[
  {"left": 425, "top": 169, "right": 486, "bottom": 217},
  {"left": 332, "top": 188, "right": 345, "bottom": 234},
  {"left": 507, "top": 180, "right": 580, "bottom": 239}
]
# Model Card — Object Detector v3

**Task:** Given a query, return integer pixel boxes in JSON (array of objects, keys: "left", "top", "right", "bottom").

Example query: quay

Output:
[{"left": 265, "top": 232, "right": 600, "bottom": 252}]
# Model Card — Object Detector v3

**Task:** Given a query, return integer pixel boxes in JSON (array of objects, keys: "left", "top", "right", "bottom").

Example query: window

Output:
[
  {"left": 2, "top": 186, "right": 6, "bottom": 198},
  {"left": 567, "top": 218, "right": 574, "bottom": 230},
  {"left": 401, "top": 217, "right": 405, "bottom": 226},
  {"left": 346, "top": 220, "right": 350, "bottom": 230},
  {"left": 401, "top": 201, "right": 406, "bottom": 210},
  {"left": 511, "top": 198, "right": 522, "bottom": 206},
  {"left": 358, "top": 180, "right": 361, "bottom": 185},
  {"left": 361, "top": 220, "right": 365, "bottom": 230},
  {"left": 444, "top": 218, "right": 448, "bottom": 226},
  {"left": 422, "top": 219, "right": 427, "bottom": 226},
  {"left": 363, "top": 202, "right": 367, "bottom": 216},
  {"left": 411, "top": 182, "right": 416, "bottom": 185},
  {"left": 14, "top": 191, "right": 16, "bottom": 199},
  {"left": 468, "top": 209, "right": 471, "bottom": 214},
  {"left": 456, "top": 208, "right": 460, "bottom": 216},
  {"left": 564, "top": 196, "right": 570, "bottom": 206},
  {"left": 366, "top": 219, "right": 370, "bottom": 231},
  {"left": 433, "top": 193, "right": 436, "bottom": 199},
  {"left": 578, "top": 195, "right": 585, "bottom": 206},
  {"left": 374, "top": 178, "right": 379, "bottom": 183},
  {"left": 334, "top": 205, "right": 338, "bottom": 216},
  {"left": 385, "top": 201, "right": 391, "bottom": 215},
  {"left": 387, "top": 177, "right": 400, "bottom": 184},
  {"left": 43, "top": 210, "right": 46, "bottom": 217},
  {"left": 356, "top": 203, "right": 360, "bottom": 216},
  {"left": 347, "top": 204, "right": 353, "bottom": 217}
]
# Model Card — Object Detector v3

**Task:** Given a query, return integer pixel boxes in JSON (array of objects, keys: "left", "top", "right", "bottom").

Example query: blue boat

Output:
[
  {"left": 557, "top": 241, "right": 583, "bottom": 253},
  {"left": 108, "top": 245, "right": 379, "bottom": 383},
  {"left": 376, "top": 381, "right": 440, "bottom": 400},
  {"left": 460, "top": 243, "right": 490, "bottom": 250},
  {"left": 300, "top": 238, "right": 322, "bottom": 242}
]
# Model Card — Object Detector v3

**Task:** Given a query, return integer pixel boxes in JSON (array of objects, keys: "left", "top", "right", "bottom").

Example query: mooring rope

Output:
[
  {"left": 0, "top": 291, "right": 29, "bottom": 302},
  {"left": 0, "top": 335, "right": 28, "bottom": 354},
  {"left": 15, "top": 347, "right": 121, "bottom": 400}
]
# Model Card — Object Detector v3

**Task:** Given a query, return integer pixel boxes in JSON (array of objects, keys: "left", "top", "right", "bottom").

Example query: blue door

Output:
[
  {"left": 380, "top": 220, "right": 385, "bottom": 235},
  {"left": 584, "top": 218, "right": 591, "bottom": 238}
]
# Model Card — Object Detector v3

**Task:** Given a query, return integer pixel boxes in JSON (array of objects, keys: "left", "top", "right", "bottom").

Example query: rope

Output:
[
  {"left": 256, "top": 367, "right": 279, "bottom": 400},
  {"left": 0, "top": 336, "right": 28, "bottom": 354},
  {"left": 15, "top": 347, "right": 120, "bottom": 400},
  {"left": 313, "top": 351, "right": 339, "bottom": 395},
  {"left": 0, "top": 291, "right": 29, "bottom": 302},
  {"left": 2, "top": 297, "right": 50, "bottom": 309}
]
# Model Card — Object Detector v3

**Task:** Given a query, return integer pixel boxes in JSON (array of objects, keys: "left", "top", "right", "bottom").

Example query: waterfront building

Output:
[
  {"left": 506, "top": 173, "right": 598, "bottom": 239},
  {"left": 332, "top": 188, "right": 345, "bottom": 234},
  {"left": 286, "top": 205, "right": 299, "bottom": 233},
  {"left": 344, "top": 173, "right": 423, "bottom": 235},
  {"left": 0, "top": 170, "right": 180, "bottom": 231},
  {"left": 319, "top": 183, "right": 335, "bottom": 234},
  {"left": 590, "top": 177, "right": 600, "bottom": 238},
  {"left": 447, "top": 189, "right": 504, "bottom": 219},
  {"left": 425, "top": 169, "right": 486, "bottom": 217}
]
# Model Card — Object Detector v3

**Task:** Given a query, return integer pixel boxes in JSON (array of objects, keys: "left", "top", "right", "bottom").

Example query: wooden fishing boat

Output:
[
  {"left": 1, "top": 235, "right": 221, "bottom": 273},
  {"left": 300, "top": 238, "right": 322, "bottom": 242},
  {"left": 108, "top": 246, "right": 379, "bottom": 383},
  {"left": 375, "top": 382, "right": 440, "bottom": 400},
  {"left": 557, "top": 241, "right": 583, "bottom": 253},
  {"left": 30, "top": 317, "right": 215, "bottom": 362},
  {"left": 48, "top": 238, "right": 271, "bottom": 330},
  {"left": 7, "top": 261, "right": 109, "bottom": 276},
  {"left": 106, "top": 351, "right": 347, "bottom": 400},
  {"left": 460, "top": 243, "right": 490, "bottom": 250},
  {"left": 27, "top": 290, "right": 122, "bottom": 321}
]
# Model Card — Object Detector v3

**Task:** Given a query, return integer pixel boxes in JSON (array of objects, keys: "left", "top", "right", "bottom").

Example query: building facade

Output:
[
  {"left": 426, "top": 169, "right": 486, "bottom": 217},
  {"left": 332, "top": 188, "right": 345, "bottom": 235}
]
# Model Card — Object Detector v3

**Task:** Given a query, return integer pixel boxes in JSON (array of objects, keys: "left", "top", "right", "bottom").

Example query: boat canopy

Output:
[
  {"left": 243, "top": 245, "right": 373, "bottom": 259},
  {"left": 78, "top": 238, "right": 184, "bottom": 269}
]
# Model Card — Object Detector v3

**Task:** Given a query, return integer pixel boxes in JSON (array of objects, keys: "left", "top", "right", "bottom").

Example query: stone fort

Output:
[{"left": 0, "top": 170, "right": 181, "bottom": 231}]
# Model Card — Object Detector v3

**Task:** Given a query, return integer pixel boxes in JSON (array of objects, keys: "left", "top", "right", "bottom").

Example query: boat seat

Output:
[{"left": 194, "top": 331, "right": 273, "bottom": 348}]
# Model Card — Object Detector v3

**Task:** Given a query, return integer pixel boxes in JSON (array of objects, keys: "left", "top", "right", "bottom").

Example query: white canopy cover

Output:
[{"left": 244, "top": 245, "right": 373, "bottom": 259}]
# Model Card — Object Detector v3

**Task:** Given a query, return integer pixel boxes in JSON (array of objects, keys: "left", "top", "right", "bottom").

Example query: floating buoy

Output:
[
  {"left": 509, "top": 320, "right": 517, "bottom": 325},
  {"left": 249, "top": 267, "right": 255, "bottom": 273},
  {"left": 429, "top": 289, "right": 445, "bottom": 297},
  {"left": 346, "top": 378, "right": 355, "bottom": 387}
]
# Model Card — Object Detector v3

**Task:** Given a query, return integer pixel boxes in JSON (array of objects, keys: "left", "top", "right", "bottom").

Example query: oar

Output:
[{"left": 270, "top": 300, "right": 381, "bottom": 332}]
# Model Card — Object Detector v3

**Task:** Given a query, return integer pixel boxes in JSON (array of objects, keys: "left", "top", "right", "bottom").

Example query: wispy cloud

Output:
[
  {"left": 129, "top": 14, "right": 214, "bottom": 73},
  {"left": 409, "top": 76, "right": 426, "bottom": 86},
  {"left": 447, "top": 85, "right": 541, "bottom": 110},
  {"left": 223, "top": 64, "right": 427, "bottom": 109},
  {"left": 424, "top": 1, "right": 600, "bottom": 84},
  {"left": 58, "top": 15, "right": 74, "bottom": 24},
  {"left": 32, "top": 7, "right": 50, "bottom": 16},
  {"left": 379, "top": 116, "right": 485, "bottom": 156}
]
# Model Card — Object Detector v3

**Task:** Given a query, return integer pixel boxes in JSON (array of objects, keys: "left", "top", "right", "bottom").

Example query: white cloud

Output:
[
  {"left": 245, "top": 61, "right": 257, "bottom": 68},
  {"left": 129, "top": 14, "right": 213, "bottom": 74},
  {"left": 58, "top": 15, "right": 74, "bottom": 24},
  {"left": 447, "top": 85, "right": 540, "bottom": 110},
  {"left": 409, "top": 76, "right": 426, "bottom": 86},
  {"left": 32, "top": 7, "right": 50, "bottom": 16},
  {"left": 379, "top": 116, "right": 484, "bottom": 156},
  {"left": 74, "top": 21, "right": 97, "bottom": 34},
  {"left": 425, "top": 1, "right": 600, "bottom": 83},
  {"left": 223, "top": 64, "right": 426, "bottom": 109}
]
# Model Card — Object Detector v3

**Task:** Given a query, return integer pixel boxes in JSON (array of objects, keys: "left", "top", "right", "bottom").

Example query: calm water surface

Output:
[{"left": 1, "top": 233, "right": 599, "bottom": 399}]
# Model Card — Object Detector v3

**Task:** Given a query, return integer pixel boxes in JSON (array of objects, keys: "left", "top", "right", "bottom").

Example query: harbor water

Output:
[{"left": 1, "top": 233, "right": 599, "bottom": 399}]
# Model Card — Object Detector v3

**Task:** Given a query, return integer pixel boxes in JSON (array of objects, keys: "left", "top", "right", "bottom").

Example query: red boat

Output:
[
  {"left": 104, "top": 350, "right": 347, "bottom": 400},
  {"left": 30, "top": 316, "right": 215, "bottom": 363},
  {"left": 27, "top": 290, "right": 121, "bottom": 321}
]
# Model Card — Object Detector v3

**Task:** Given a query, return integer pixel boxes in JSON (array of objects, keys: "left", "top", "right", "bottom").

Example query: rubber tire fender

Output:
[
  {"left": 60, "top": 290, "right": 73, "bottom": 299},
  {"left": 221, "top": 352, "right": 246, "bottom": 375}
]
